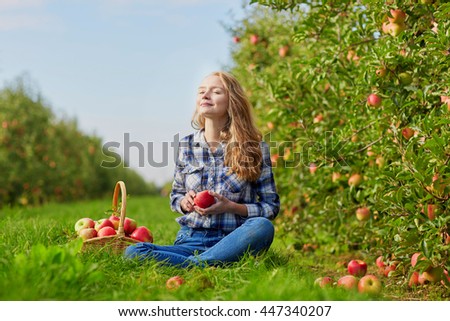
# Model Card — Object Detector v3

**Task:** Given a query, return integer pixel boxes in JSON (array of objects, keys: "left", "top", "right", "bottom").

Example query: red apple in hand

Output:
[
  {"left": 358, "top": 275, "right": 382, "bottom": 295},
  {"left": 337, "top": 275, "right": 358, "bottom": 290},
  {"left": 78, "top": 227, "right": 97, "bottom": 240},
  {"left": 124, "top": 217, "right": 138, "bottom": 235},
  {"left": 166, "top": 276, "right": 185, "bottom": 290},
  {"left": 194, "top": 190, "right": 215, "bottom": 209},
  {"left": 97, "top": 226, "right": 116, "bottom": 237},
  {"left": 348, "top": 260, "right": 367, "bottom": 277},
  {"left": 130, "top": 226, "right": 153, "bottom": 243},
  {"left": 74, "top": 218, "right": 95, "bottom": 233}
]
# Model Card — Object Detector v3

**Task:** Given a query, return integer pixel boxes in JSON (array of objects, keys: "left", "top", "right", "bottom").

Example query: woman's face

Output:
[{"left": 196, "top": 75, "right": 229, "bottom": 120}]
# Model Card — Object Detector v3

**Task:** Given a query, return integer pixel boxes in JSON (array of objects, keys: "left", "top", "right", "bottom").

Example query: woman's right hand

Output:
[{"left": 180, "top": 190, "right": 196, "bottom": 213}]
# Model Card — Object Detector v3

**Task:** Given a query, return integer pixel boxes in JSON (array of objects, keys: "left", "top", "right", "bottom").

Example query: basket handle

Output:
[{"left": 112, "top": 181, "right": 127, "bottom": 237}]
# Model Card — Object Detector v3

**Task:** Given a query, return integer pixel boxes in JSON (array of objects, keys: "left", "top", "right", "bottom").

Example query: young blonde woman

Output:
[{"left": 125, "top": 71, "right": 280, "bottom": 267}]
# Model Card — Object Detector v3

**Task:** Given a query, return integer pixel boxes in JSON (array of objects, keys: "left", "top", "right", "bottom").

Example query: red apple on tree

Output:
[
  {"left": 358, "top": 275, "right": 382, "bottom": 295},
  {"left": 97, "top": 226, "right": 116, "bottom": 237},
  {"left": 74, "top": 218, "right": 95, "bottom": 234},
  {"left": 348, "top": 259, "right": 368, "bottom": 277},
  {"left": 402, "top": 127, "right": 414, "bottom": 140},
  {"left": 337, "top": 275, "right": 358, "bottom": 290},
  {"left": 376, "top": 67, "right": 387, "bottom": 77},
  {"left": 194, "top": 190, "right": 215, "bottom": 209},
  {"left": 124, "top": 217, "right": 138, "bottom": 235},
  {"left": 388, "top": 9, "right": 406, "bottom": 23},
  {"left": 130, "top": 226, "right": 153, "bottom": 243},
  {"left": 411, "top": 252, "right": 425, "bottom": 268},
  {"left": 367, "top": 93, "right": 382, "bottom": 107},
  {"left": 279, "top": 45, "right": 289, "bottom": 57},
  {"left": 166, "top": 276, "right": 185, "bottom": 290},
  {"left": 78, "top": 227, "right": 97, "bottom": 240},
  {"left": 232, "top": 36, "right": 240, "bottom": 43},
  {"left": 250, "top": 34, "right": 259, "bottom": 45}
]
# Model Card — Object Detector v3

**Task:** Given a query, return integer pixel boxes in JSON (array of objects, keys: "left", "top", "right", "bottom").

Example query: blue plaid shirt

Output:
[{"left": 170, "top": 130, "right": 280, "bottom": 232}]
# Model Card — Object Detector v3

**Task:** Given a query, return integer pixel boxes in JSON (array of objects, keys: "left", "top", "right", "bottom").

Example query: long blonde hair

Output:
[{"left": 192, "top": 71, "right": 263, "bottom": 182}]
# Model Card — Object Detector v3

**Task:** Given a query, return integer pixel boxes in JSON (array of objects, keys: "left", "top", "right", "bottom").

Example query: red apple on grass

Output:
[
  {"left": 74, "top": 218, "right": 95, "bottom": 233},
  {"left": 78, "top": 227, "right": 97, "bottom": 240},
  {"left": 130, "top": 226, "right": 153, "bottom": 243},
  {"left": 408, "top": 271, "right": 420, "bottom": 287},
  {"left": 419, "top": 266, "right": 443, "bottom": 284},
  {"left": 95, "top": 218, "right": 115, "bottom": 232},
  {"left": 358, "top": 275, "right": 381, "bottom": 295},
  {"left": 356, "top": 207, "right": 370, "bottom": 221},
  {"left": 194, "top": 190, "right": 215, "bottom": 209},
  {"left": 384, "top": 264, "right": 396, "bottom": 277},
  {"left": 348, "top": 260, "right": 367, "bottom": 277},
  {"left": 376, "top": 256, "right": 386, "bottom": 270},
  {"left": 166, "top": 276, "right": 185, "bottom": 290},
  {"left": 97, "top": 226, "right": 116, "bottom": 237},
  {"left": 314, "top": 276, "right": 334, "bottom": 288},
  {"left": 337, "top": 275, "right": 358, "bottom": 290},
  {"left": 109, "top": 214, "right": 120, "bottom": 230},
  {"left": 348, "top": 174, "right": 363, "bottom": 187},
  {"left": 124, "top": 217, "right": 137, "bottom": 235}
]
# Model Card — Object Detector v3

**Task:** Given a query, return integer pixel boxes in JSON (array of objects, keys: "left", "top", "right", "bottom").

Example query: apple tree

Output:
[{"left": 226, "top": 0, "right": 449, "bottom": 284}]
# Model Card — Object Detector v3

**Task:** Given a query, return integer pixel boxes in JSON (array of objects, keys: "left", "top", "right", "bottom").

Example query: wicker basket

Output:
[{"left": 82, "top": 181, "right": 139, "bottom": 254}]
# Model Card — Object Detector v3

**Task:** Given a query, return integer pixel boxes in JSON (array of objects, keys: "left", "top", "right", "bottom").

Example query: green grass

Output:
[{"left": 0, "top": 196, "right": 447, "bottom": 301}]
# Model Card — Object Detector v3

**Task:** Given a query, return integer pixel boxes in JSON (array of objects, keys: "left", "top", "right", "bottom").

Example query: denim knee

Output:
[{"left": 247, "top": 217, "right": 274, "bottom": 239}]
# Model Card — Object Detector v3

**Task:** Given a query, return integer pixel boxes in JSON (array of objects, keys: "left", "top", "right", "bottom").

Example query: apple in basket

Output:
[
  {"left": 97, "top": 226, "right": 117, "bottom": 237},
  {"left": 109, "top": 214, "right": 121, "bottom": 230},
  {"left": 95, "top": 218, "right": 114, "bottom": 232},
  {"left": 130, "top": 226, "right": 153, "bottom": 242},
  {"left": 124, "top": 218, "right": 137, "bottom": 235},
  {"left": 74, "top": 218, "right": 95, "bottom": 234},
  {"left": 78, "top": 227, "right": 97, "bottom": 240}
]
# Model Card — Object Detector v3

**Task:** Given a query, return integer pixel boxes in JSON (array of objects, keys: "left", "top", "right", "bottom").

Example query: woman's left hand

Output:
[{"left": 194, "top": 191, "right": 232, "bottom": 216}]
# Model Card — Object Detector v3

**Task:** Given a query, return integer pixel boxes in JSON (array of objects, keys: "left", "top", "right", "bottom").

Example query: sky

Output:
[{"left": 0, "top": 0, "right": 248, "bottom": 186}]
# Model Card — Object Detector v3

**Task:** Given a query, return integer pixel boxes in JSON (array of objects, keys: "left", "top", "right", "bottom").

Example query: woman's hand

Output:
[
  {"left": 195, "top": 191, "right": 248, "bottom": 217},
  {"left": 180, "top": 190, "right": 196, "bottom": 213}
]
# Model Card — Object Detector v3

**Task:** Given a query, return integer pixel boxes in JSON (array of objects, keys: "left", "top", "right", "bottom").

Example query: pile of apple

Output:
[
  {"left": 315, "top": 259, "right": 382, "bottom": 295},
  {"left": 315, "top": 254, "right": 450, "bottom": 295},
  {"left": 74, "top": 214, "right": 153, "bottom": 243}
]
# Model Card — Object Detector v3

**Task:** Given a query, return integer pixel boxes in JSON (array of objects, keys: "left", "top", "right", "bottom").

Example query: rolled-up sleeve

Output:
[{"left": 245, "top": 142, "right": 280, "bottom": 220}]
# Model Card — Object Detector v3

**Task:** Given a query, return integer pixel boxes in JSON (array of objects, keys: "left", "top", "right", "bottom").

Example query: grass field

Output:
[{"left": 0, "top": 195, "right": 447, "bottom": 301}]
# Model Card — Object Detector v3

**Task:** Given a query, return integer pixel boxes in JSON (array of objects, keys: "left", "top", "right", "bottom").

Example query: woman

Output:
[{"left": 124, "top": 71, "right": 280, "bottom": 267}]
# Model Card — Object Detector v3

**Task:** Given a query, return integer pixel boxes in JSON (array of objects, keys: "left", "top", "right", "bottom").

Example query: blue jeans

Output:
[{"left": 124, "top": 217, "right": 274, "bottom": 267}]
